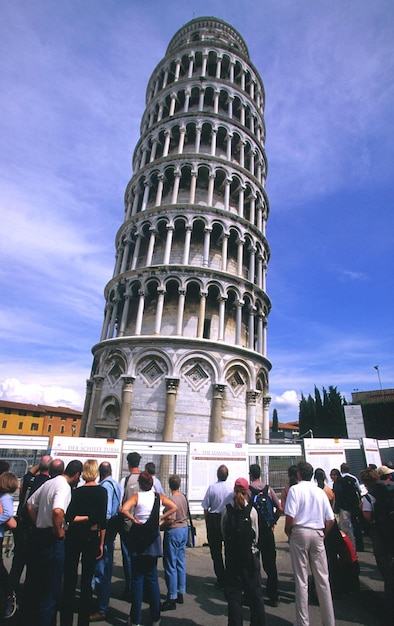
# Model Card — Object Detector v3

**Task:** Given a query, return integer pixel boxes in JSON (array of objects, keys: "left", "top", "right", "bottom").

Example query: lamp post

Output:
[{"left": 373, "top": 365, "right": 383, "bottom": 391}]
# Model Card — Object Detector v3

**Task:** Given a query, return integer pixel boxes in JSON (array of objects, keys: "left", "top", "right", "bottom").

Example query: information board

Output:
[
  {"left": 188, "top": 441, "right": 249, "bottom": 504},
  {"left": 303, "top": 438, "right": 346, "bottom": 485},
  {"left": 362, "top": 438, "right": 382, "bottom": 468},
  {"left": 344, "top": 405, "right": 366, "bottom": 439},
  {"left": 51, "top": 436, "right": 123, "bottom": 480}
]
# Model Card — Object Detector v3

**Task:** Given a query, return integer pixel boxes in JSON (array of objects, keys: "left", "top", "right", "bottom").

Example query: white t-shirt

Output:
[
  {"left": 134, "top": 489, "right": 156, "bottom": 523},
  {"left": 285, "top": 480, "right": 334, "bottom": 529},
  {"left": 28, "top": 475, "right": 71, "bottom": 529}
]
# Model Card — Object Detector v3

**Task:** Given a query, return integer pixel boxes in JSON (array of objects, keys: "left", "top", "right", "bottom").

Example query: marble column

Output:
[
  {"left": 117, "top": 376, "right": 135, "bottom": 440},
  {"left": 210, "top": 384, "right": 225, "bottom": 442}
]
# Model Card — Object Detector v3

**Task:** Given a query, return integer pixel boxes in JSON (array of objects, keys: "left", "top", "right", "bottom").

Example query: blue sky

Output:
[{"left": 0, "top": 1, "right": 393, "bottom": 422}]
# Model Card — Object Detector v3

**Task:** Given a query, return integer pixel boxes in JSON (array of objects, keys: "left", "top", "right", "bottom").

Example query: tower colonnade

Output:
[{"left": 82, "top": 17, "right": 272, "bottom": 446}]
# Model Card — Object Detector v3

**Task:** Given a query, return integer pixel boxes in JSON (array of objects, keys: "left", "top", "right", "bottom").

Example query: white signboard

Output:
[
  {"left": 303, "top": 438, "right": 346, "bottom": 485},
  {"left": 188, "top": 442, "right": 249, "bottom": 504},
  {"left": 362, "top": 438, "right": 382, "bottom": 468},
  {"left": 51, "top": 437, "right": 123, "bottom": 480},
  {"left": 344, "top": 405, "right": 366, "bottom": 439}
]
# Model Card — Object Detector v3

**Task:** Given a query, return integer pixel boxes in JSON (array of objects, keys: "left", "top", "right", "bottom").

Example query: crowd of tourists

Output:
[{"left": 0, "top": 453, "right": 392, "bottom": 625}]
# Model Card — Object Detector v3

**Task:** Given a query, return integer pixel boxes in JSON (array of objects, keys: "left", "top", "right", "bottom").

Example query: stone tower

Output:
[{"left": 82, "top": 17, "right": 271, "bottom": 444}]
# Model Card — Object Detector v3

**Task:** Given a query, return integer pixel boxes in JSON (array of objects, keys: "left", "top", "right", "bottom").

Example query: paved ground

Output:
[{"left": 4, "top": 534, "right": 386, "bottom": 625}]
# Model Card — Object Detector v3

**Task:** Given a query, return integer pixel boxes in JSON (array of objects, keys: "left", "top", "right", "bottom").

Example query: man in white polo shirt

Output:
[
  {"left": 285, "top": 461, "right": 335, "bottom": 626},
  {"left": 22, "top": 459, "right": 82, "bottom": 626}
]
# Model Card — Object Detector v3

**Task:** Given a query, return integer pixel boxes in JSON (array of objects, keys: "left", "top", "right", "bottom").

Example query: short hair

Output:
[
  {"left": 49, "top": 459, "right": 64, "bottom": 477},
  {"left": 249, "top": 464, "right": 261, "bottom": 480},
  {"left": 287, "top": 465, "right": 298, "bottom": 485},
  {"left": 297, "top": 461, "right": 313, "bottom": 481},
  {"left": 99, "top": 461, "right": 112, "bottom": 479},
  {"left": 39, "top": 455, "right": 52, "bottom": 472},
  {"left": 138, "top": 470, "right": 153, "bottom": 491},
  {"left": 64, "top": 460, "right": 83, "bottom": 478},
  {"left": 0, "top": 472, "right": 19, "bottom": 494},
  {"left": 217, "top": 465, "right": 228, "bottom": 481},
  {"left": 359, "top": 468, "right": 379, "bottom": 489},
  {"left": 145, "top": 462, "right": 156, "bottom": 475},
  {"left": 0, "top": 460, "right": 10, "bottom": 475},
  {"left": 340, "top": 462, "right": 350, "bottom": 473},
  {"left": 127, "top": 452, "right": 141, "bottom": 469},
  {"left": 82, "top": 459, "right": 99, "bottom": 483},
  {"left": 169, "top": 474, "right": 181, "bottom": 491}
]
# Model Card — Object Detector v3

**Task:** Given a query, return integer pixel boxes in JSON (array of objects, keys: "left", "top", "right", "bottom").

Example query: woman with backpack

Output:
[
  {"left": 221, "top": 477, "right": 266, "bottom": 626},
  {"left": 121, "top": 470, "right": 177, "bottom": 626}
]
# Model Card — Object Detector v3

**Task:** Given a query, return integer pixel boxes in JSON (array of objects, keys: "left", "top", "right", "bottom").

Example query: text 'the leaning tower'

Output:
[{"left": 82, "top": 17, "right": 272, "bottom": 444}]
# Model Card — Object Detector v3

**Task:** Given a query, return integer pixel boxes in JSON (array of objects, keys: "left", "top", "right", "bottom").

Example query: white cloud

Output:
[
  {"left": 271, "top": 390, "right": 300, "bottom": 412},
  {"left": 0, "top": 378, "right": 82, "bottom": 410}
]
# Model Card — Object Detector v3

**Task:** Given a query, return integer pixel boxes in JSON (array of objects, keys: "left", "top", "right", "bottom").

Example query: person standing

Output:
[
  {"left": 61, "top": 460, "right": 107, "bottom": 626},
  {"left": 340, "top": 462, "right": 363, "bottom": 551},
  {"left": 221, "top": 477, "right": 266, "bottom": 626},
  {"left": 91, "top": 461, "right": 121, "bottom": 622},
  {"left": 145, "top": 462, "right": 164, "bottom": 495},
  {"left": 10, "top": 455, "right": 54, "bottom": 593},
  {"left": 119, "top": 451, "right": 141, "bottom": 601},
  {"left": 0, "top": 472, "right": 19, "bottom": 619},
  {"left": 365, "top": 465, "right": 394, "bottom": 623},
  {"left": 23, "top": 459, "right": 83, "bottom": 626},
  {"left": 161, "top": 474, "right": 189, "bottom": 611},
  {"left": 249, "top": 463, "right": 282, "bottom": 607},
  {"left": 202, "top": 464, "right": 233, "bottom": 588},
  {"left": 285, "top": 461, "right": 335, "bottom": 626},
  {"left": 330, "top": 468, "right": 358, "bottom": 551},
  {"left": 121, "top": 471, "right": 177, "bottom": 626}
]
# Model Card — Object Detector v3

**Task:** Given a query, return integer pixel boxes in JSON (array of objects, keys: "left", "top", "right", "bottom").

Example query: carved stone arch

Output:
[
  {"left": 103, "top": 349, "right": 127, "bottom": 387},
  {"left": 139, "top": 278, "right": 161, "bottom": 335},
  {"left": 94, "top": 394, "right": 120, "bottom": 439},
  {"left": 132, "top": 347, "right": 174, "bottom": 377},
  {"left": 124, "top": 279, "right": 143, "bottom": 335},
  {"left": 184, "top": 120, "right": 197, "bottom": 151},
  {"left": 152, "top": 216, "right": 170, "bottom": 265},
  {"left": 256, "top": 367, "right": 269, "bottom": 393},
  {"left": 210, "top": 220, "right": 225, "bottom": 264},
  {"left": 134, "top": 350, "right": 171, "bottom": 388},
  {"left": 178, "top": 354, "right": 217, "bottom": 390},
  {"left": 206, "top": 277, "right": 226, "bottom": 298},
  {"left": 195, "top": 163, "right": 210, "bottom": 205},
  {"left": 224, "top": 362, "right": 250, "bottom": 398},
  {"left": 200, "top": 120, "right": 214, "bottom": 155}
]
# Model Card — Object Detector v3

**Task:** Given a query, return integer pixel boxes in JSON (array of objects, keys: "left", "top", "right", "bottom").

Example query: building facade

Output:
[
  {"left": 0, "top": 400, "right": 81, "bottom": 445},
  {"left": 82, "top": 17, "right": 272, "bottom": 444}
]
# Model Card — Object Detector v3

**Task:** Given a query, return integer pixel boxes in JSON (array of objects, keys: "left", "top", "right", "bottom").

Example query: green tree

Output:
[
  {"left": 299, "top": 392, "right": 316, "bottom": 437},
  {"left": 299, "top": 385, "right": 347, "bottom": 438},
  {"left": 272, "top": 408, "right": 279, "bottom": 432}
]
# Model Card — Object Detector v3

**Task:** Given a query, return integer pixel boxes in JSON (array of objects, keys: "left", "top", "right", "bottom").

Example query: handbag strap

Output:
[{"left": 183, "top": 493, "right": 194, "bottom": 529}]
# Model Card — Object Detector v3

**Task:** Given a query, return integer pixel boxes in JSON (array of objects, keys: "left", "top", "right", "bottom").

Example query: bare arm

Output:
[
  {"left": 120, "top": 493, "right": 139, "bottom": 522},
  {"left": 27, "top": 503, "right": 38, "bottom": 526},
  {"left": 324, "top": 519, "right": 335, "bottom": 535},
  {"left": 285, "top": 514, "right": 294, "bottom": 538},
  {"left": 159, "top": 494, "right": 177, "bottom": 525},
  {"left": 52, "top": 507, "right": 66, "bottom": 539}
]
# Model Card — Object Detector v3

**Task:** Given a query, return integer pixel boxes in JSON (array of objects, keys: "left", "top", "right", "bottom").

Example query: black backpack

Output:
[
  {"left": 339, "top": 475, "right": 361, "bottom": 513},
  {"left": 249, "top": 484, "right": 276, "bottom": 528},
  {"left": 224, "top": 502, "right": 255, "bottom": 567},
  {"left": 373, "top": 481, "right": 394, "bottom": 549}
]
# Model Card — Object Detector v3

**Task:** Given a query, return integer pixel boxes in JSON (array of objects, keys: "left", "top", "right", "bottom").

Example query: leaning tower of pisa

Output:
[{"left": 82, "top": 17, "right": 272, "bottom": 444}]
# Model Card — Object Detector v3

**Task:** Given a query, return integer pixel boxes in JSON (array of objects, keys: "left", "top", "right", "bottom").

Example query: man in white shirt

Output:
[
  {"left": 202, "top": 464, "right": 233, "bottom": 588},
  {"left": 21, "top": 459, "right": 82, "bottom": 626},
  {"left": 285, "top": 461, "right": 335, "bottom": 626}
]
